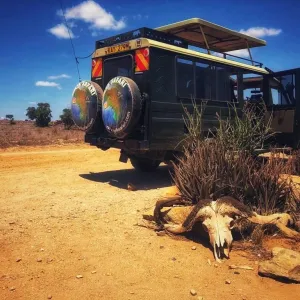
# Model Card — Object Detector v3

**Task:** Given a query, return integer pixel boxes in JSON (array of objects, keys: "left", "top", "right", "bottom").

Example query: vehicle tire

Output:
[
  {"left": 130, "top": 157, "right": 161, "bottom": 172},
  {"left": 102, "top": 77, "right": 142, "bottom": 138},
  {"left": 71, "top": 81, "right": 103, "bottom": 130}
]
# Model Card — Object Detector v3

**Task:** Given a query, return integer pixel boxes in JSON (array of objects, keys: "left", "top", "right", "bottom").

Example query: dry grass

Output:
[
  {"left": 172, "top": 101, "right": 299, "bottom": 216},
  {"left": 0, "top": 120, "right": 84, "bottom": 148}
]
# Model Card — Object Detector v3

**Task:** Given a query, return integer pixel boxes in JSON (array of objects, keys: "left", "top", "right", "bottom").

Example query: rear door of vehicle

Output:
[{"left": 263, "top": 68, "right": 300, "bottom": 147}]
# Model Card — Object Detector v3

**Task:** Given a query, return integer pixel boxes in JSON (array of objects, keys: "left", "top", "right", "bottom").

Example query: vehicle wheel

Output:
[{"left": 130, "top": 157, "right": 161, "bottom": 172}]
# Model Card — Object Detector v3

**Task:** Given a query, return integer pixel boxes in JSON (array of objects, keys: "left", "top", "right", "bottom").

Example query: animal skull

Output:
[{"left": 202, "top": 208, "right": 235, "bottom": 261}]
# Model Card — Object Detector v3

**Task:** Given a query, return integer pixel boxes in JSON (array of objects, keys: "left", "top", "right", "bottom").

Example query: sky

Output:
[{"left": 1, "top": 0, "right": 300, "bottom": 120}]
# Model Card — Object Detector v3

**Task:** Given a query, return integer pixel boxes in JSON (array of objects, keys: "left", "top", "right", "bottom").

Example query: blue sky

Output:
[{"left": 1, "top": 0, "right": 300, "bottom": 120}]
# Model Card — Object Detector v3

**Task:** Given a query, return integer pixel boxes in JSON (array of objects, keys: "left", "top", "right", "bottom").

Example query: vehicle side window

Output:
[
  {"left": 177, "top": 57, "right": 239, "bottom": 103},
  {"left": 211, "top": 65, "right": 231, "bottom": 102},
  {"left": 195, "top": 62, "right": 211, "bottom": 100},
  {"left": 176, "top": 58, "right": 194, "bottom": 98},
  {"left": 271, "top": 74, "right": 296, "bottom": 106}
]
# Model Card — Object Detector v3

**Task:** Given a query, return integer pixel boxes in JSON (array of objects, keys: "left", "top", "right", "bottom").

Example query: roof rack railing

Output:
[{"left": 221, "top": 52, "right": 263, "bottom": 68}]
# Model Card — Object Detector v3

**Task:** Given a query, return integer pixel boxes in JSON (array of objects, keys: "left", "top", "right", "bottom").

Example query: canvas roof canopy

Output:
[{"left": 156, "top": 18, "right": 266, "bottom": 53}]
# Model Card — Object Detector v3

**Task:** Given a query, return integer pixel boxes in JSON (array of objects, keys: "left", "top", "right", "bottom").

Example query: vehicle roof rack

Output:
[
  {"left": 95, "top": 27, "right": 188, "bottom": 49},
  {"left": 156, "top": 18, "right": 266, "bottom": 53}
]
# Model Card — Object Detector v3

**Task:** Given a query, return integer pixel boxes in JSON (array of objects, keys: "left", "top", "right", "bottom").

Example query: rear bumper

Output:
[{"left": 85, "top": 134, "right": 149, "bottom": 151}]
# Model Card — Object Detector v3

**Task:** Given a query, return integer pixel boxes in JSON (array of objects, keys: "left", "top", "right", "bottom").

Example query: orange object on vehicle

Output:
[
  {"left": 92, "top": 58, "right": 102, "bottom": 78},
  {"left": 135, "top": 48, "right": 149, "bottom": 72}
]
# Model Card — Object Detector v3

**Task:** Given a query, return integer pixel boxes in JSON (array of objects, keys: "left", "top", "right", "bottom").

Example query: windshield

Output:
[{"left": 103, "top": 55, "right": 133, "bottom": 87}]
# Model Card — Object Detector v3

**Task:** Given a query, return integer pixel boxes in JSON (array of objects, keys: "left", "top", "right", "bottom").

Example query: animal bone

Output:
[{"left": 152, "top": 195, "right": 299, "bottom": 261}]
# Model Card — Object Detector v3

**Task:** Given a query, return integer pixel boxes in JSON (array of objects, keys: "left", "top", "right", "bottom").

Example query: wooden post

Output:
[
  {"left": 245, "top": 39, "right": 254, "bottom": 66},
  {"left": 199, "top": 25, "right": 211, "bottom": 54}
]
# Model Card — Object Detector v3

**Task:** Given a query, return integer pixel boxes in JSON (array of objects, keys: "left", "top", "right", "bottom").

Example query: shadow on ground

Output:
[{"left": 80, "top": 165, "right": 172, "bottom": 190}]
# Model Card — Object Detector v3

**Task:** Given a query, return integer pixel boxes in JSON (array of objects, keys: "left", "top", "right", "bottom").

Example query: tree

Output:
[
  {"left": 26, "top": 107, "right": 36, "bottom": 121},
  {"left": 35, "top": 103, "right": 52, "bottom": 127},
  {"left": 60, "top": 108, "right": 74, "bottom": 129},
  {"left": 5, "top": 114, "right": 14, "bottom": 120}
]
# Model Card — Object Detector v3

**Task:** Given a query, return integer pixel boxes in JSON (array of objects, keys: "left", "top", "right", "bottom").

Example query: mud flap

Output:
[{"left": 119, "top": 150, "right": 128, "bottom": 163}]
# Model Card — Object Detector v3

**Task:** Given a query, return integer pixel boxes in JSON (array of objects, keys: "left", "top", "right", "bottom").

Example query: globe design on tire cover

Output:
[
  {"left": 102, "top": 77, "right": 140, "bottom": 137},
  {"left": 71, "top": 81, "right": 102, "bottom": 129}
]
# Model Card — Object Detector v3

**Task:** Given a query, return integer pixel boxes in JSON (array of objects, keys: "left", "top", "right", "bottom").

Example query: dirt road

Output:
[{"left": 0, "top": 145, "right": 299, "bottom": 300}]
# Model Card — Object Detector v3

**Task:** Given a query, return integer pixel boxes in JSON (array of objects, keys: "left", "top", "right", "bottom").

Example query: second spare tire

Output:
[{"left": 102, "top": 77, "right": 142, "bottom": 138}]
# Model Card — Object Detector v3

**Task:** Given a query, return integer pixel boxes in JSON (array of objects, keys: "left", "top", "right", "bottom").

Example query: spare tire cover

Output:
[
  {"left": 102, "top": 77, "right": 142, "bottom": 138},
  {"left": 71, "top": 81, "right": 103, "bottom": 129}
]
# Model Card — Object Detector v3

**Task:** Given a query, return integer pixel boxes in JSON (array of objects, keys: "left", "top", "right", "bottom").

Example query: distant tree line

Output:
[{"left": 25, "top": 103, "right": 73, "bottom": 129}]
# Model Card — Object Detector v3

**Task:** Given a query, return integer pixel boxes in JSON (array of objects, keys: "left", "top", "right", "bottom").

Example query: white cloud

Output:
[
  {"left": 239, "top": 27, "right": 282, "bottom": 38},
  {"left": 48, "top": 23, "right": 74, "bottom": 39},
  {"left": 48, "top": 74, "right": 71, "bottom": 80},
  {"left": 35, "top": 81, "right": 62, "bottom": 90},
  {"left": 226, "top": 49, "right": 250, "bottom": 58},
  {"left": 63, "top": 0, "right": 126, "bottom": 30},
  {"left": 28, "top": 102, "right": 37, "bottom": 105},
  {"left": 91, "top": 31, "right": 98, "bottom": 37}
]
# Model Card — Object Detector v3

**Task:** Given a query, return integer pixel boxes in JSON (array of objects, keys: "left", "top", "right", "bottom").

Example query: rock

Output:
[
  {"left": 16, "top": 258, "right": 22, "bottom": 262},
  {"left": 91, "top": 271, "right": 97, "bottom": 274},
  {"left": 127, "top": 183, "right": 137, "bottom": 191},
  {"left": 198, "top": 297, "right": 204, "bottom": 300},
  {"left": 10, "top": 287, "right": 16, "bottom": 291},
  {"left": 225, "top": 279, "right": 231, "bottom": 284},
  {"left": 156, "top": 231, "right": 166, "bottom": 236},
  {"left": 47, "top": 295, "right": 52, "bottom": 299},
  {"left": 207, "top": 259, "right": 211, "bottom": 266},
  {"left": 191, "top": 246, "right": 197, "bottom": 250},
  {"left": 36, "top": 258, "right": 42, "bottom": 262},
  {"left": 76, "top": 275, "right": 83, "bottom": 279},
  {"left": 190, "top": 289, "right": 197, "bottom": 296},
  {"left": 160, "top": 245, "right": 164, "bottom": 249},
  {"left": 258, "top": 247, "right": 300, "bottom": 282}
]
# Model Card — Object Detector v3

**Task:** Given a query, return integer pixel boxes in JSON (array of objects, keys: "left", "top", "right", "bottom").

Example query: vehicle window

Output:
[
  {"left": 103, "top": 55, "right": 133, "bottom": 87},
  {"left": 176, "top": 58, "right": 194, "bottom": 98},
  {"left": 242, "top": 74, "right": 263, "bottom": 103},
  {"left": 230, "top": 74, "right": 238, "bottom": 102},
  {"left": 195, "top": 62, "right": 211, "bottom": 100},
  {"left": 274, "top": 74, "right": 296, "bottom": 106},
  {"left": 211, "top": 65, "right": 231, "bottom": 102}
]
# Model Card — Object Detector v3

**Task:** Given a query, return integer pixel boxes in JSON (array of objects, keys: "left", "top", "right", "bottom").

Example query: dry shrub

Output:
[
  {"left": 215, "top": 101, "right": 275, "bottom": 155},
  {"left": 172, "top": 139, "right": 297, "bottom": 215},
  {"left": 172, "top": 101, "right": 297, "bottom": 215}
]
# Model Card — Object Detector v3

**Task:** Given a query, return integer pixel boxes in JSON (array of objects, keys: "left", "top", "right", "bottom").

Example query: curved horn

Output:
[
  {"left": 215, "top": 196, "right": 254, "bottom": 218},
  {"left": 154, "top": 195, "right": 189, "bottom": 227},
  {"left": 182, "top": 199, "right": 213, "bottom": 230}
]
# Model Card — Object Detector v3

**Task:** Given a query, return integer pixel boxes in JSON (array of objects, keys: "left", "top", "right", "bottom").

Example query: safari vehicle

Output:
[{"left": 71, "top": 18, "right": 300, "bottom": 171}]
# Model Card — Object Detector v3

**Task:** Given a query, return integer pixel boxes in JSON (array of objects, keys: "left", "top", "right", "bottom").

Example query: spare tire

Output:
[
  {"left": 71, "top": 81, "right": 103, "bottom": 130},
  {"left": 102, "top": 77, "right": 142, "bottom": 138}
]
